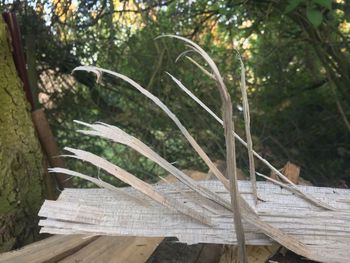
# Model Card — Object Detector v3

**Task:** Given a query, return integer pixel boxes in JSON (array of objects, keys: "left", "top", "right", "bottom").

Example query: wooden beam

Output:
[
  {"left": 0, "top": 235, "right": 98, "bottom": 263},
  {"left": 59, "top": 236, "right": 163, "bottom": 263}
]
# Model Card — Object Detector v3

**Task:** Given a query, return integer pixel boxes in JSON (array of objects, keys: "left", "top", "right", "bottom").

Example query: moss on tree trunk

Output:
[{"left": 0, "top": 17, "right": 45, "bottom": 252}]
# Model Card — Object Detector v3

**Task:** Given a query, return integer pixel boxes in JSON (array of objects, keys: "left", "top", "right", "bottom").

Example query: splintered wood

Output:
[{"left": 39, "top": 181, "right": 350, "bottom": 263}]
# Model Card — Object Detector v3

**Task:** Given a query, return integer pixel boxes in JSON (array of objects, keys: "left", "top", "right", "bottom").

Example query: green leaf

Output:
[
  {"left": 285, "top": 0, "right": 303, "bottom": 13},
  {"left": 307, "top": 8, "right": 323, "bottom": 27},
  {"left": 313, "top": 0, "right": 332, "bottom": 10}
]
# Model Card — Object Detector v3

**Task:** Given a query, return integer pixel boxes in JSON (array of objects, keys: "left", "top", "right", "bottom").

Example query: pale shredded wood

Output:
[{"left": 40, "top": 181, "right": 350, "bottom": 263}]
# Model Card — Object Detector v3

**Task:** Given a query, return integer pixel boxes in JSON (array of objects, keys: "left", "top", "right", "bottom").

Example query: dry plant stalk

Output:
[
  {"left": 180, "top": 52, "right": 258, "bottom": 204},
  {"left": 236, "top": 54, "right": 257, "bottom": 204},
  {"left": 45, "top": 36, "right": 339, "bottom": 263}
]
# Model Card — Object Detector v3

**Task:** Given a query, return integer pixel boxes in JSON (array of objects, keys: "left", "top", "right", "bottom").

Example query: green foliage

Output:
[
  {"left": 286, "top": 0, "right": 333, "bottom": 27},
  {"left": 313, "top": 0, "right": 332, "bottom": 10},
  {"left": 306, "top": 6, "right": 323, "bottom": 27},
  {"left": 1, "top": 0, "right": 349, "bottom": 187},
  {"left": 285, "top": 0, "right": 303, "bottom": 13}
]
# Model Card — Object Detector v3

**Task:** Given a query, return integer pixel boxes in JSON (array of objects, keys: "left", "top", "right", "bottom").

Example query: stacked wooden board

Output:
[{"left": 0, "top": 235, "right": 164, "bottom": 263}]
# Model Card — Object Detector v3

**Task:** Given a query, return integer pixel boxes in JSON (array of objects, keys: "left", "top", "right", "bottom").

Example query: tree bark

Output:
[{"left": 0, "top": 16, "right": 45, "bottom": 252}]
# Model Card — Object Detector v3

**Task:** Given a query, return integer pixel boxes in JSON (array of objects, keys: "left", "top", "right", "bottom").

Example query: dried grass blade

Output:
[
  {"left": 185, "top": 56, "right": 215, "bottom": 79},
  {"left": 175, "top": 50, "right": 194, "bottom": 63},
  {"left": 74, "top": 120, "right": 231, "bottom": 211},
  {"left": 62, "top": 147, "right": 212, "bottom": 225},
  {"left": 237, "top": 54, "right": 257, "bottom": 204}
]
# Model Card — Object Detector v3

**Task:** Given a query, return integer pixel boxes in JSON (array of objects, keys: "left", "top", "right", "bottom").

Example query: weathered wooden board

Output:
[
  {"left": 0, "top": 234, "right": 164, "bottom": 263},
  {"left": 0, "top": 235, "right": 97, "bottom": 263},
  {"left": 58, "top": 236, "right": 163, "bottom": 263}
]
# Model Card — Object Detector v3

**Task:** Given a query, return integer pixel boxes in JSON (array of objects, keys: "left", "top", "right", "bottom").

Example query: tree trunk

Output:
[{"left": 0, "top": 16, "right": 45, "bottom": 252}]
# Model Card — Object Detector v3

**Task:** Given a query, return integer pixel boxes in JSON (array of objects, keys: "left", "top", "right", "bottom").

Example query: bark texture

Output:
[{"left": 0, "top": 17, "right": 44, "bottom": 252}]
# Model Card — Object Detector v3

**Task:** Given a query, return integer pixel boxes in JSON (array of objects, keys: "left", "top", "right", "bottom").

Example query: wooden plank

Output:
[
  {"left": 0, "top": 235, "right": 98, "bottom": 263},
  {"left": 59, "top": 236, "right": 163, "bottom": 263},
  {"left": 271, "top": 161, "right": 300, "bottom": 184}
]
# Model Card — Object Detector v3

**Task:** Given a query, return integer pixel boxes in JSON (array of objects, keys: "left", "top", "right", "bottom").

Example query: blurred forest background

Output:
[{"left": 1, "top": 0, "right": 349, "bottom": 187}]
